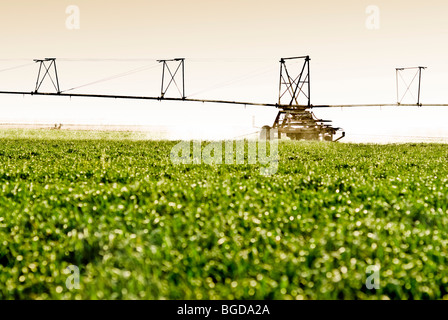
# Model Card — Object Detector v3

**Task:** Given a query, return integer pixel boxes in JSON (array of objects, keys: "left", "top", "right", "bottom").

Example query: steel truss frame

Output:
[
  {"left": 34, "top": 58, "right": 61, "bottom": 94},
  {"left": 396, "top": 66, "right": 426, "bottom": 106},
  {"left": 278, "top": 56, "right": 310, "bottom": 107},
  {"left": 158, "top": 58, "right": 185, "bottom": 99}
]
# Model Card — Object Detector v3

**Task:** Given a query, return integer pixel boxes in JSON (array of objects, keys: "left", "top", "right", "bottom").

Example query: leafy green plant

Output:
[{"left": 0, "top": 130, "right": 447, "bottom": 300}]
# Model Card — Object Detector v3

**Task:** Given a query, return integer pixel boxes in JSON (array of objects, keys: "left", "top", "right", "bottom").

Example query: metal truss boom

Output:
[
  {"left": 0, "top": 93, "right": 446, "bottom": 109},
  {"left": 0, "top": 57, "right": 447, "bottom": 109},
  {"left": 0, "top": 90, "right": 280, "bottom": 108}
]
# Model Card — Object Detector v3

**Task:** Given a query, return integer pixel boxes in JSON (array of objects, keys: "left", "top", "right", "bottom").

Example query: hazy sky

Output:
[{"left": 1, "top": 0, "right": 448, "bottom": 141}]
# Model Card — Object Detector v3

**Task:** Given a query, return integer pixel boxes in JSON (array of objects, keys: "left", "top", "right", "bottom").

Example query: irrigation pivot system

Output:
[
  {"left": 270, "top": 56, "right": 344, "bottom": 142},
  {"left": 0, "top": 55, "right": 444, "bottom": 141}
]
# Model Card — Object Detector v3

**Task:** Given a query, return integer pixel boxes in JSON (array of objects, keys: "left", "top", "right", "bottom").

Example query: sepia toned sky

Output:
[{"left": 1, "top": 0, "right": 448, "bottom": 141}]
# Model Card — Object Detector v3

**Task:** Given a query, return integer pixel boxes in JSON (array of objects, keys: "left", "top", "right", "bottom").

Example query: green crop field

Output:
[{"left": 0, "top": 129, "right": 447, "bottom": 300}]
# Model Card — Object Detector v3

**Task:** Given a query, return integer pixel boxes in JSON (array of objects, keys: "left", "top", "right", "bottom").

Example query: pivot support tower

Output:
[{"left": 271, "top": 56, "right": 344, "bottom": 141}]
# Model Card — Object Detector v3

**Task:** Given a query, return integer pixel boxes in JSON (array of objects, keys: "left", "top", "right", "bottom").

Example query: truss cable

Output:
[
  {"left": 0, "top": 59, "right": 35, "bottom": 61},
  {"left": 187, "top": 57, "right": 275, "bottom": 63},
  {"left": 61, "top": 63, "right": 160, "bottom": 93},
  {"left": 58, "top": 58, "right": 159, "bottom": 62},
  {"left": 188, "top": 66, "right": 276, "bottom": 98},
  {"left": 0, "top": 62, "right": 35, "bottom": 73}
]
